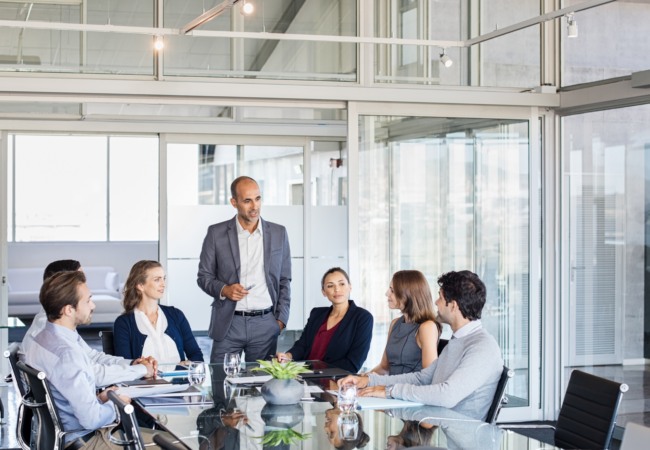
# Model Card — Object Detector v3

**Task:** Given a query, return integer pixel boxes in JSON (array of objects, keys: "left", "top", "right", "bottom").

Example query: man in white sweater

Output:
[{"left": 338, "top": 270, "right": 503, "bottom": 421}]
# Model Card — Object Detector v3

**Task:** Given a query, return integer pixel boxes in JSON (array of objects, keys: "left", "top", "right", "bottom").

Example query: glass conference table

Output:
[{"left": 137, "top": 362, "right": 560, "bottom": 450}]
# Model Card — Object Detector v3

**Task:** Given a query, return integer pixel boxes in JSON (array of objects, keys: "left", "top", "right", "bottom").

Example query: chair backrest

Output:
[
  {"left": 555, "top": 369, "right": 628, "bottom": 450},
  {"left": 5, "top": 343, "right": 33, "bottom": 450},
  {"left": 153, "top": 434, "right": 187, "bottom": 450},
  {"left": 16, "top": 360, "right": 64, "bottom": 450},
  {"left": 620, "top": 422, "right": 650, "bottom": 450},
  {"left": 437, "top": 339, "right": 449, "bottom": 355},
  {"left": 99, "top": 330, "right": 115, "bottom": 356},
  {"left": 107, "top": 390, "right": 144, "bottom": 450},
  {"left": 485, "top": 365, "right": 513, "bottom": 424}
]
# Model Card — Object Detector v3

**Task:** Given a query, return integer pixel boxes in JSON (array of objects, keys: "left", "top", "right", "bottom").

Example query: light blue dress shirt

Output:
[{"left": 25, "top": 322, "right": 117, "bottom": 444}]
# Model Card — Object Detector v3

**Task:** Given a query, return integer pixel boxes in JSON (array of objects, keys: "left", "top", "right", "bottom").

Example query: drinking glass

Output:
[
  {"left": 337, "top": 412, "right": 359, "bottom": 441},
  {"left": 338, "top": 383, "right": 357, "bottom": 412},
  {"left": 224, "top": 353, "right": 241, "bottom": 377},
  {"left": 188, "top": 361, "right": 206, "bottom": 385}
]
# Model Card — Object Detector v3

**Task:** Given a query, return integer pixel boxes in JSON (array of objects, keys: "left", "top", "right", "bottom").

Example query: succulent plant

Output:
[
  {"left": 251, "top": 360, "right": 311, "bottom": 380},
  {"left": 256, "top": 429, "right": 312, "bottom": 446}
]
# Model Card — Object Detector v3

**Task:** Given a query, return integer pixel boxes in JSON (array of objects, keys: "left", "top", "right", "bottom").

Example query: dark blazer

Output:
[
  {"left": 197, "top": 216, "right": 292, "bottom": 342},
  {"left": 287, "top": 300, "right": 373, "bottom": 373},
  {"left": 113, "top": 305, "right": 204, "bottom": 362}
]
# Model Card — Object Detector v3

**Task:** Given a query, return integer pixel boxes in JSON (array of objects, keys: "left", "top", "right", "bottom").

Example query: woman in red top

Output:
[{"left": 276, "top": 268, "right": 373, "bottom": 373}]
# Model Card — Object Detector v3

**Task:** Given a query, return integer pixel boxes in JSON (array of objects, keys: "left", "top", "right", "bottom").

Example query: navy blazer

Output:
[
  {"left": 113, "top": 305, "right": 204, "bottom": 362},
  {"left": 287, "top": 300, "right": 373, "bottom": 373}
]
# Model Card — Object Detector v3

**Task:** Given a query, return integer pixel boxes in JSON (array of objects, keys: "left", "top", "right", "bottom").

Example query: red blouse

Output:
[{"left": 307, "top": 316, "right": 341, "bottom": 361}]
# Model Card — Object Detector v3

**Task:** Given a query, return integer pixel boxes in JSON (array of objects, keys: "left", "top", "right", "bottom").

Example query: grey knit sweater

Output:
[{"left": 368, "top": 326, "right": 503, "bottom": 421}]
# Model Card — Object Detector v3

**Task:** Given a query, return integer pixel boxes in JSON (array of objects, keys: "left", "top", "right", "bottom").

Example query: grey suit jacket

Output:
[{"left": 197, "top": 215, "right": 292, "bottom": 341}]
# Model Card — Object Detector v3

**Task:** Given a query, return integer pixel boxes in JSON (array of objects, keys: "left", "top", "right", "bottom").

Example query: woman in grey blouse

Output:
[{"left": 367, "top": 270, "right": 442, "bottom": 375}]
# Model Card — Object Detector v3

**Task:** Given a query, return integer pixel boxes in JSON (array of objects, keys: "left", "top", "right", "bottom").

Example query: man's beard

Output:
[{"left": 75, "top": 312, "right": 92, "bottom": 327}]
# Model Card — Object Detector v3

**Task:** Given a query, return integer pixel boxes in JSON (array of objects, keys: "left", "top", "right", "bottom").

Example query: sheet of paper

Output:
[
  {"left": 116, "top": 384, "right": 190, "bottom": 398},
  {"left": 355, "top": 397, "right": 424, "bottom": 410},
  {"left": 145, "top": 386, "right": 204, "bottom": 398},
  {"left": 226, "top": 375, "right": 273, "bottom": 384},
  {"left": 304, "top": 385, "right": 323, "bottom": 393}
]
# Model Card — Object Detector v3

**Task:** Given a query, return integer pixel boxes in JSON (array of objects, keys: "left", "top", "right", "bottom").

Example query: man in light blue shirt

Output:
[
  {"left": 20, "top": 259, "right": 155, "bottom": 387},
  {"left": 25, "top": 270, "right": 133, "bottom": 449}
]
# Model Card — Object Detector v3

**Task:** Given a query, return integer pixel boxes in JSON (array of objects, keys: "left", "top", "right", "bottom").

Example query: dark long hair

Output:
[{"left": 392, "top": 270, "right": 442, "bottom": 336}]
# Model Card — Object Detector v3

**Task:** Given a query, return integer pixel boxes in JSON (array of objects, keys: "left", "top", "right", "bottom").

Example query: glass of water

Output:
[
  {"left": 337, "top": 412, "right": 359, "bottom": 441},
  {"left": 338, "top": 383, "right": 357, "bottom": 412},
  {"left": 224, "top": 353, "right": 241, "bottom": 377},
  {"left": 188, "top": 361, "right": 206, "bottom": 385}
]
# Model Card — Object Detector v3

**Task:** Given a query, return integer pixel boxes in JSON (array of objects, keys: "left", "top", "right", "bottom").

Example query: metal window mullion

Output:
[
  {"left": 347, "top": 102, "right": 360, "bottom": 299},
  {"left": 11, "top": 136, "right": 15, "bottom": 242},
  {"left": 158, "top": 134, "right": 168, "bottom": 305},
  {"left": 1, "top": 130, "right": 8, "bottom": 376},
  {"left": 303, "top": 137, "right": 311, "bottom": 327},
  {"left": 106, "top": 136, "right": 110, "bottom": 241}
]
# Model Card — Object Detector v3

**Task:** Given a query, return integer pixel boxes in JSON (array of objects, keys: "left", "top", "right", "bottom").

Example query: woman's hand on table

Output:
[{"left": 337, "top": 375, "right": 369, "bottom": 389}]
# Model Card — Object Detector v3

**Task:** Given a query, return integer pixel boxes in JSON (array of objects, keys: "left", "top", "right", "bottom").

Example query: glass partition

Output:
[
  {"left": 561, "top": 104, "right": 650, "bottom": 427},
  {"left": 163, "top": 0, "right": 357, "bottom": 82},
  {"left": 359, "top": 115, "right": 531, "bottom": 405}
]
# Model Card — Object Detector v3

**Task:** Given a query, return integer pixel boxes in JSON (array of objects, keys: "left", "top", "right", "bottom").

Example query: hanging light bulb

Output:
[
  {"left": 241, "top": 0, "right": 254, "bottom": 15},
  {"left": 154, "top": 35, "right": 164, "bottom": 50},
  {"left": 567, "top": 13, "right": 578, "bottom": 38},
  {"left": 440, "top": 49, "right": 453, "bottom": 68}
]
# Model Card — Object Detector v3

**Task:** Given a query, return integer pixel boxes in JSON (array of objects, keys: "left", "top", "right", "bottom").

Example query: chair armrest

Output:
[
  {"left": 21, "top": 398, "right": 47, "bottom": 408},
  {"left": 60, "top": 428, "right": 90, "bottom": 436}
]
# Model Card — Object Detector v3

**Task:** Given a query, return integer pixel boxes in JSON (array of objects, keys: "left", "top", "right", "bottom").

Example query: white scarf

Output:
[{"left": 134, "top": 306, "right": 182, "bottom": 364}]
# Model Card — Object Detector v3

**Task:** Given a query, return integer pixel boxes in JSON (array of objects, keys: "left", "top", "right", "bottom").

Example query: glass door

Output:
[{"left": 352, "top": 104, "right": 541, "bottom": 420}]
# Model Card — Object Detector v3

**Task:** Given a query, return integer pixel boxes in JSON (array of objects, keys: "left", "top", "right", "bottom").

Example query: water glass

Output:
[
  {"left": 338, "top": 383, "right": 357, "bottom": 412},
  {"left": 188, "top": 361, "right": 206, "bottom": 385},
  {"left": 337, "top": 412, "right": 359, "bottom": 441},
  {"left": 224, "top": 353, "right": 241, "bottom": 377}
]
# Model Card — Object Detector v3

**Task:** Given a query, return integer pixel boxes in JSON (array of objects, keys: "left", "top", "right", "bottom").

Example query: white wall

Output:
[{"left": 8, "top": 241, "right": 159, "bottom": 283}]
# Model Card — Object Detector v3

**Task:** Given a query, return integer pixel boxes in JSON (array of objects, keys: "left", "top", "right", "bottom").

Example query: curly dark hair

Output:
[{"left": 437, "top": 270, "right": 486, "bottom": 321}]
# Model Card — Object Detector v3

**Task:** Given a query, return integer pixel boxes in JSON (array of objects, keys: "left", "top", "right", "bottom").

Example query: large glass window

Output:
[
  {"left": 359, "top": 115, "right": 531, "bottom": 405},
  {"left": 562, "top": 0, "right": 650, "bottom": 86},
  {"left": 11, "top": 134, "right": 158, "bottom": 242},
  {"left": 374, "top": 0, "right": 540, "bottom": 88},
  {"left": 163, "top": 0, "right": 357, "bottom": 82},
  {"left": 561, "top": 104, "right": 650, "bottom": 427}
]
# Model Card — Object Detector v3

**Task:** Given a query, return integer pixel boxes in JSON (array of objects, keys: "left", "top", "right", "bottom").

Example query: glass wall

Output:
[
  {"left": 359, "top": 115, "right": 531, "bottom": 405},
  {"left": 9, "top": 134, "right": 159, "bottom": 242},
  {"left": 562, "top": 104, "right": 650, "bottom": 427},
  {"left": 0, "top": 0, "right": 154, "bottom": 75},
  {"left": 373, "top": 0, "right": 540, "bottom": 88},
  {"left": 163, "top": 0, "right": 357, "bottom": 82},
  {"left": 563, "top": 0, "right": 650, "bottom": 86}
]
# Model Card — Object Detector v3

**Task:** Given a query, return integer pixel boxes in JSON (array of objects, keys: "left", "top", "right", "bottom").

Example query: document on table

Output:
[
  {"left": 325, "top": 391, "right": 423, "bottom": 409},
  {"left": 116, "top": 384, "right": 190, "bottom": 398},
  {"left": 226, "top": 375, "right": 273, "bottom": 384}
]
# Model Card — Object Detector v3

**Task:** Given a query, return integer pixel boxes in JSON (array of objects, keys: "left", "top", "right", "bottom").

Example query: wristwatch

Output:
[{"left": 385, "top": 385, "right": 394, "bottom": 399}]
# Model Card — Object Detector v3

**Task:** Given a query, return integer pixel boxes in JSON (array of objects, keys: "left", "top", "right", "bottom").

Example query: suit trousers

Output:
[
  {"left": 67, "top": 427, "right": 171, "bottom": 450},
  {"left": 210, "top": 312, "right": 281, "bottom": 364}
]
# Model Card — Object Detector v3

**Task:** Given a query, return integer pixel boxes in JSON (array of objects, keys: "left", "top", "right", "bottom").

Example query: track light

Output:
[
  {"left": 567, "top": 13, "right": 578, "bottom": 38},
  {"left": 440, "top": 49, "right": 453, "bottom": 68},
  {"left": 241, "top": 0, "right": 254, "bottom": 15},
  {"left": 154, "top": 35, "right": 164, "bottom": 50}
]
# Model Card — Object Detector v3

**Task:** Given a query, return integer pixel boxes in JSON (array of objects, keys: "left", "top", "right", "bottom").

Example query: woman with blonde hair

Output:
[
  {"left": 113, "top": 260, "right": 203, "bottom": 364},
  {"left": 367, "top": 270, "right": 441, "bottom": 375}
]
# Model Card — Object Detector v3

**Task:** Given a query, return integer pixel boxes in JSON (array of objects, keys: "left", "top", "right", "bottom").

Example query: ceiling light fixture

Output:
[
  {"left": 440, "top": 49, "right": 453, "bottom": 68},
  {"left": 567, "top": 13, "right": 578, "bottom": 38},
  {"left": 154, "top": 35, "right": 164, "bottom": 50},
  {"left": 241, "top": 0, "right": 254, "bottom": 15}
]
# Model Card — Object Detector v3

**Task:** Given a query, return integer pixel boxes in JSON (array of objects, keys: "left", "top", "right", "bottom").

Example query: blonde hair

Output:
[{"left": 122, "top": 260, "right": 162, "bottom": 314}]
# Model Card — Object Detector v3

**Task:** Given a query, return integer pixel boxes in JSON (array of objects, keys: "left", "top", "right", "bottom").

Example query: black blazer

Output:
[{"left": 287, "top": 300, "right": 373, "bottom": 373}]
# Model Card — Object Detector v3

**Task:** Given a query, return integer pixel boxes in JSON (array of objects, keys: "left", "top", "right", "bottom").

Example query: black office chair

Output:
[
  {"left": 4, "top": 343, "right": 32, "bottom": 450},
  {"left": 437, "top": 339, "right": 449, "bottom": 355},
  {"left": 16, "top": 360, "right": 88, "bottom": 450},
  {"left": 100, "top": 330, "right": 115, "bottom": 355},
  {"left": 107, "top": 390, "right": 145, "bottom": 450},
  {"left": 485, "top": 366, "right": 514, "bottom": 424},
  {"left": 501, "top": 370, "right": 628, "bottom": 449},
  {"left": 153, "top": 434, "right": 189, "bottom": 450}
]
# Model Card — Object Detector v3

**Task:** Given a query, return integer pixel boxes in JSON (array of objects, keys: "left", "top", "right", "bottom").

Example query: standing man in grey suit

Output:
[{"left": 197, "top": 176, "right": 291, "bottom": 364}]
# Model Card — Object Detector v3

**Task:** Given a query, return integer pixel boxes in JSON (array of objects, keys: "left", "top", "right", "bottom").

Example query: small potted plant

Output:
[{"left": 251, "top": 360, "right": 310, "bottom": 405}]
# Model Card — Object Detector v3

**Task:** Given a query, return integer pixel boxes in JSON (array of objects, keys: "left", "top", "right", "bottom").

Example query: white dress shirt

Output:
[
  {"left": 20, "top": 308, "right": 147, "bottom": 387},
  {"left": 451, "top": 319, "right": 483, "bottom": 339},
  {"left": 231, "top": 217, "right": 273, "bottom": 312},
  {"left": 134, "top": 307, "right": 182, "bottom": 364}
]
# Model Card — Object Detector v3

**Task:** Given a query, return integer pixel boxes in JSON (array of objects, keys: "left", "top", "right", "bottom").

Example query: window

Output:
[{"left": 11, "top": 134, "right": 158, "bottom": 242}]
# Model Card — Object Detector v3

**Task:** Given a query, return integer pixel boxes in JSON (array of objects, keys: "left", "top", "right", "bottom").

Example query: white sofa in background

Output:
[{"left": 8, "top": 266, "right": 123, "bottom": 322}]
